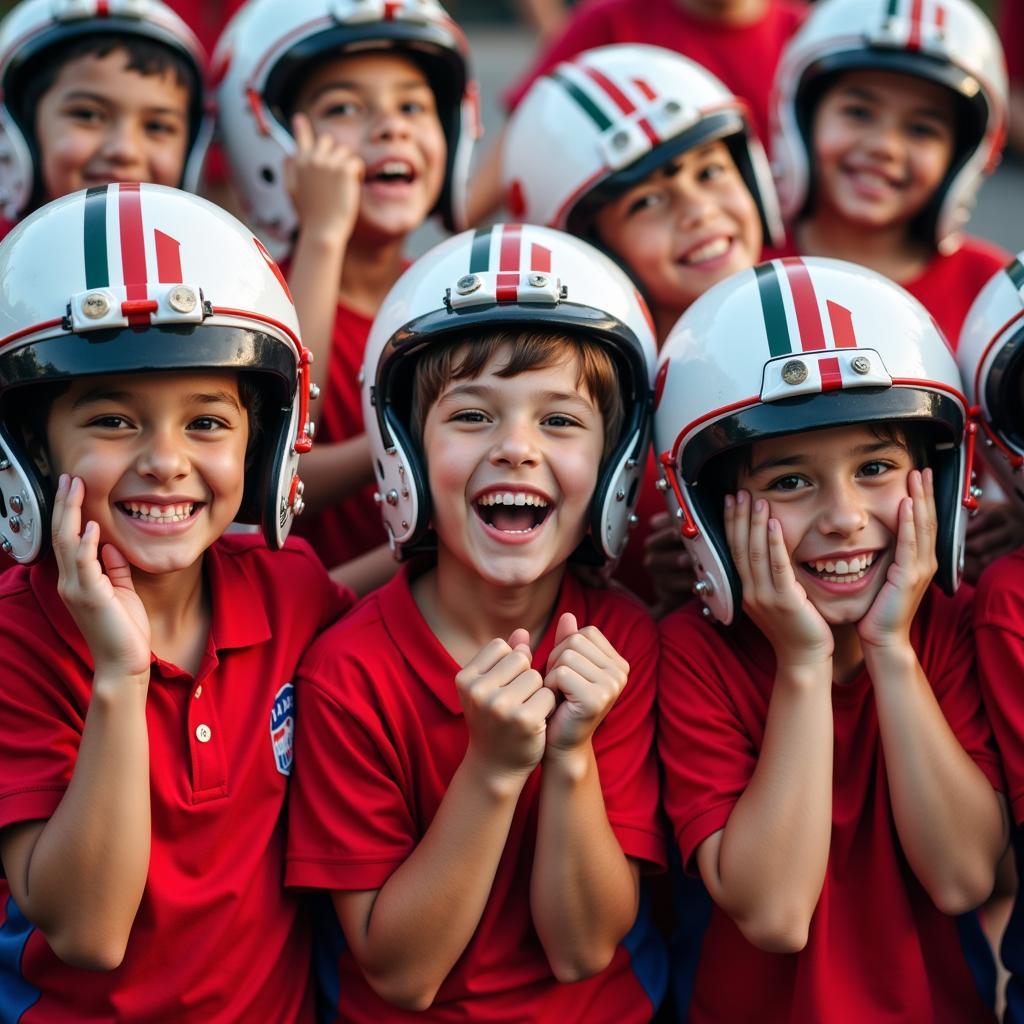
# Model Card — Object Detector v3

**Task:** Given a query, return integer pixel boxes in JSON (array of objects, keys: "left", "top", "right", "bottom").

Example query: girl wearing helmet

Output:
[
  {"left": 215, "top": 0, "right": 478, "bottom": 589},
  {"left": 961, "top": 252, "right": 1024, "bottom": 1024},
  {"left": 287, "top": 224, "right": 669, "bottom": 1020},
  {"left": 0, "top": 0, "right": 211, "bottom": 235},
  {"left": 503, "top": 43, "right": 784, "bottom": 609},
  {"left": 655, "top": 256, "right": 1007, "bottom": 1022},
  {"left": 0, "top": 184, "right": 351, "bottom": 1020},
  {"left": 770, "top": 0, "right": 1010, "bottom": 345}
]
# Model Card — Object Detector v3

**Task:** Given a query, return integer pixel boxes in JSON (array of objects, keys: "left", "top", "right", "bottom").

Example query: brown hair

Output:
[{"left": 410, "top": 329, "right": 625, "bottom": 458}]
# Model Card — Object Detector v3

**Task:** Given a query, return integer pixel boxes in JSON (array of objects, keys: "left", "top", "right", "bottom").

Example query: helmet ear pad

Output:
[{"left": 0, "top": 417, "right": 53, "bottom": 565}]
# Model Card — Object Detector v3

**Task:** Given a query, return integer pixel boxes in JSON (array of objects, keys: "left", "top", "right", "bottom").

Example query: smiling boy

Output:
[
  {"left": 286, "top": 225, "right": 668, "bottom": 1021},
  {"left": 653, "top": 257, "right": 1008, "bottom": 1022},
  {"left": 0, "top": 185, "right": 348, "bottom": 1021}
]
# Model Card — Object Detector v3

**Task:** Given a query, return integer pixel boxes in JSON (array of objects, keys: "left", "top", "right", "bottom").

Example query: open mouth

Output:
[
  {"left": 802, "top": 551, "right": 877, "bottom": 584},
  {"left": 681, "top": 236, "right": 732, "bottom": 265},
  {"left": 366, "top": 159, "right": 416, "bottom": 185},
  {"left": 474, "top": 491, "right": 551, "bottom": 535},
  {"left": 117, "top": 501, "right": 199, "bottom": 524}
]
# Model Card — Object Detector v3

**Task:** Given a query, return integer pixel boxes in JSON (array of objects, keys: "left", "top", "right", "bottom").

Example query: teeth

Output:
[
  {"left": 685, "top": 237, "right": 730, "bottom": 263},
  {"left": 477, "top": 492, "right": 549, "bottom": 508},
  {"left": 808, "top": 552, "right": 876, "bottom": 579},
  {"left": 122, "top": 501, "right": 196, "bottom": 522}
]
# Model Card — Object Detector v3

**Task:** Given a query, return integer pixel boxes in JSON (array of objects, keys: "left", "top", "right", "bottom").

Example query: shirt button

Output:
[
  {"left": 195, "top": 724, "right": 212, "bottom": 743},
  {"left": 194, "top": 685, "right": 203, "bottom": 699}
]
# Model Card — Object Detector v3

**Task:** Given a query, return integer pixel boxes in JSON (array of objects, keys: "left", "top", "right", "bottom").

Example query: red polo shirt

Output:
[
  {"left": 504, "top": 0, "right": 806, "bottom": 143},
  {"left": 287, "top": 563, "right": 667, "bottom": 1022},
  {"left": 0, "top": 535, "right": 351, "bottom": 1022},
  {"left": 659, "top": 585, "right": 1002, "bottom": 1023}
]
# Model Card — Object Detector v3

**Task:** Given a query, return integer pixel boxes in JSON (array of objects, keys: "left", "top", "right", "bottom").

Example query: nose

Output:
[
  {"left": 100, "top": 118, "right": 145, "bottom": 165},
  {"left": 489, "top": 417, "right": 540, "bottom": 468},
  {"left": 135, "top": 426, "right": 190, "bottom": 482},
  {"left": 817, "top": 478, "right": 868, "bottom": 538},
  {"left": 671, "top": 177, "right": 716, "bottom": 229},
  {"left": 863, "top": 117, "right": 904, "bottom": 162},
  {"left": 369, "top": 106, "right": 412, "bottom": 143}
]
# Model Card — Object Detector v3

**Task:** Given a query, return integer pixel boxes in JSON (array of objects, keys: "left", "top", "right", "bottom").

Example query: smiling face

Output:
[
  {"left": 810, "top": 69, "right": 956, "bottom": 232},
  {"left": 736, "top": 423, "right": 920, "bottom": 625},
  {"left": 293, "top": 51, "right": 446, "bottom": 243},
  {"left": 44, "top": 371, "right": 249, "bottom": 579},
  {"left": 421, "top": 343, "right": 607, "bottom": 589},
  {"left": 33, "top": 49, "right": 190, "bottom": 200},
  {"left": 593, "top": 140, "right": 762, "bottom": 332}
]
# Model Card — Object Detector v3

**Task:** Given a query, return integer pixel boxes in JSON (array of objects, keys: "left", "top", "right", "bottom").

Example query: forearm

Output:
[
  {"left": 530, "top": 743, "right": 639, "bottom": 981},
  {"left": 705, "top": 662, "right": 833, "bottom": 952},
  {"left": 343, "top": 751, "right": 528, "bottom": 1008},
  {"left": 869, "top": 646, "right": 1008, "bottom": 913},
  {"left": 16, "top": 677, "right": 150, "bottom": 968},
  {"left": 288, "top": 226, "right": 347, "bottom": 427},
  {"left": 300, "top": 436, "right": 375, "bottom": 518}
]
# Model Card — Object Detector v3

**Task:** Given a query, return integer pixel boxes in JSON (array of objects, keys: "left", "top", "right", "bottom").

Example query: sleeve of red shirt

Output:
[
  {"left": 974, "top": 556, "right": 1024, "bottom": 822},
  {"left": 286, "top": 628, "right": 419, "bottom": 892},
  {"left": 586, "top": 594, "right": 667, "bottom": 869},
  {"left": 657, "top": 611, "right": 759, "bottom": 871},
  {"left": 503, "top": 3, "right": 619, "bottom": 112}
]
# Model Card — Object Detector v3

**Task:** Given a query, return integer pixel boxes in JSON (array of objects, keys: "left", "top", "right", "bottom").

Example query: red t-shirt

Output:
[
  {"left": 504, "top": 0, "right": 807, "bottom": 143},
  {"left": 292, "top": 301, "right": 388, "bottom": 570},
  {"left": 658, "top": 586, "right": 1002, "bottom": 1024},
  {"left": 0, "top": 535, "right": 352, "bottom": 1023},
  {"left": 287, "top": 564, "right": 668, "bottom": 1022},
  {"left": 770, "top": 234, "right": 1010, "bottom": 349}
]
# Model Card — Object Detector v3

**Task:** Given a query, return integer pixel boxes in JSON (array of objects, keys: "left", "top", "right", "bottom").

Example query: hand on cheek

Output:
[
  {"left": 725, "top": 490, "right": 833, "bottom": 668},
  {"left": 857, "top": 468, "right": 938, "bottom": 650}
]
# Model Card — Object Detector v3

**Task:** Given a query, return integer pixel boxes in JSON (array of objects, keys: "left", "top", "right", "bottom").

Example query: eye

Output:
[
  {"left": 88, "top": 414, "right": 132, "bottom": 430},
  {"left": 400, "top": 99, "right": 426, "bottom": 115},
  {"left": 766, "top": 473, "right": 809, "bottom": 492},
  {"left": 626, "top": 191, "right": 662, "bottom": 216},
  {"left": 188, "top": 416, "right": 229, "bottom": 432},
  {"left": 542, "top": 413, "right": 582, "bottom": 428},
  {"left": 697, "top": 160, "right": 727, "bottom": 183},
  {"left": 66, "top": 105, "right": 103, "bottom": 124},
  {"left": 321, "top": 100, "right": 360, "bottom": 118},
  {"left": 858, "top": 460, "right": 895, "bottom": 478},
  {"left": 145, "top": 118, "right": 182, "bottom": 137},
  {"left": 906, "top": 120, "right": 945, "bottom": 141},
  {"left": 450, "top": 409, "right": 490, "bottom": 424},
  {"left": 839, "top": 102, "right": 873, "bottom": 122}
]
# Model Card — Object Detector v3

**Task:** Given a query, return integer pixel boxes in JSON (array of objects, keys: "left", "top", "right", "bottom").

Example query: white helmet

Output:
[
  {"left": 0, "top": 183, "right": 316, "bottom": 563},
  {"left": 654, "top": 256, "right": 976, "bottom": 624},
  {"left": 958, "top": 252, "right": 1024, "bottom": 510},
  {"left": 0, "top": 0, "right": 211, "bottom": 222},
  {"left": 214, "top": 0, "right": 478, "bottom": 254},
  {"left": 771, "top": 0, "right": 1008, "bottom": 254},
  {"left": 362, "top": 223, "right": 657, "bottom": 562},
  {"left": 503, "top": 43, "right": 783, "bottom": 247}
]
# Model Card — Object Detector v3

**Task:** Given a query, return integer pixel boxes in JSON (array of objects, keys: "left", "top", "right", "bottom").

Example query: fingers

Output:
[
  {"left": 725, "top": 491, "right": 753, "bottom": 596},
  {"left": 101, "top": 544, "right": 135, "bottom": 591},
  {"left": 507, "top": 627, "right": 530, "bottom": 652},
  {"left": 766, "top": 517, "right": 797, "bottom": 593},
  {"left": 554, "top": 612, "right": 577, "bottom": 647},
  {"left": 292, "top": 112, "right": 314, "bottom": 152}
]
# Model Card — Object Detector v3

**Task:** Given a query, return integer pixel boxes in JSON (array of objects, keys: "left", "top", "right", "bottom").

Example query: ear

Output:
[{"left": 28, "top": 439, "right": 51, "bottom": 477}]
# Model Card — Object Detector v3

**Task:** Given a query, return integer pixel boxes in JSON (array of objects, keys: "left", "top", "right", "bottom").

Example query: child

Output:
[
  {"left": 770, "top": 0, "right": 1009, "bottom": 345},
  {"left": 286, "top": 224, "right": 668, "bottom": 1020},
  {"left": 503, "top": 43, "right": 782, "bottom": 607},
  {"left": 216, "top": 0, "right": 478, "bottom": 586},
  {"left": 0, "top": 184, "right": 350, "bottom": 1020},
  {"left": 655, "top": 256, "right": 1008, "bottom": 1021},
  {"left": 0, "top": 0, "right": 210, "bottom": 234},
  {"left": 960, "top": 250, "right": 1024, "bottom": 1023}
]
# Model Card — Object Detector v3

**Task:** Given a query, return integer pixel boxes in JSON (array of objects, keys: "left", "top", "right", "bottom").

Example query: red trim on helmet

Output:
[
  {"left": 907, "top": 0, "right": 925, "bottom": 51},
  {"left": 246, "top": 88, "right": 271, "bottom": 137},
  {"left": 155, "top": 230, "right": 182, "bottom": 284},
  {"left": 633, "top": 79, "right": 657, "bottom": 102},
  {"left": 819, "top": 356, "right": 843, "bottom": 392},
  {"left": 583, "top": 65, "right": 636, "bottom": 115},
  {"left": 247, "top": 17, "right": 335, "bottom": 86},
  {"left": 781, "top": 257, "right": 826, "bottom": 351},
  {"left": 383, "top": 1, "right": 402, "bottom": 20},
  {"left": 118, "top": 183, "right": 147, "bottom": 303},
  {"left": 550, "top": 166, "right": 609, "bottom": 229},
  {"left": 499, "top": 223, "right": 522, "bottom": 272},
  {"left": 637, "top": 118, "right": 660, "bottom": 146},
  {"left": 496, "top": 273, "right": 519, "bottom": 303},
  {"left": 0, "top": 319, "right": 65, "bottom": 349},
  {"left": 531, "top": 244, "right": 551, "bottom": 273},
  {"left": 971, "top": 307, "right": 1024, "bottom": 429},
  {"left": 96, "top": 0, "right": 110, "bottom": 15},
  {"left": 976, "top": 415, "right": 1024, "bottom": 469},
  {"left": 658, "top": 451, "right": 699, "bottom": 538},
  {"left": 669, "top": 394, "right": 761, "bottom": 461},
  {"left": 827, "top": 300, "right": 857, "bottom": 348},
  {"left": 253, "top": 237, "right": 294, "bottom": 303}
]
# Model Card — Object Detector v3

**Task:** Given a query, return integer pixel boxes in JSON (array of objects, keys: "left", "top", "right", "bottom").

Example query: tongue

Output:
[{"left": 489, "top": 506, "right": 536, "bottom": 533}]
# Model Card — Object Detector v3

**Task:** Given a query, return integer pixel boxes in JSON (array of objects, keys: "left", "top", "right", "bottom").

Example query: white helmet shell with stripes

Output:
[
  {"left": 0, "top": 183, "right": 314, "bottom": 562},
  {"left": 957, "top": 252, "right": 1024, "bottom": 510},
  {"left": 214, "top": 0, "right": 478, "bottom": 257},
  {"left": 0, "top": 0, "right": 211, "bottom": 222},
  {"left": 503, "top": 43, "right": 782, "bottom": 246},
  {"left": 362, "top": 222, "right": 657, "bottom": 562},
  {"left": 770, "top": 0, "right": 1007, "bottom": 253},
  {"left": 654, "top": 256, "right": 974, "bottom": 624}
]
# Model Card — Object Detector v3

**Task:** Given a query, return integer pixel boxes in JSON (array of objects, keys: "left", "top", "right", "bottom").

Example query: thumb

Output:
[
  {"left": 508, "top": 627, "right": 531, "bottom": 652},
  {"left": 555, "top": 612, "right": 577, "bottom": 646}
]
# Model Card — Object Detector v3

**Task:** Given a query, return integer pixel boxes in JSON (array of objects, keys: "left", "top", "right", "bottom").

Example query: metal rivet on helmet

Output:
[
  {"left": 851, "top": 355, "right": 871, "bottom": 375},
  {"left": 782, "top": 359, "right": 808, "bottom": 385},
  {"left": 456, "top": 274, "right": 482, "bottom": 295},
  {"left": 168, "top": 285, "right": 198, "bottom": 314},
  {"left": 82, "top": 292, "right": 111, "bottom": 319}
]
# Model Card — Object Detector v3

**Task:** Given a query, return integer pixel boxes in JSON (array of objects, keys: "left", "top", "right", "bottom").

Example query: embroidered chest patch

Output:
[{"left": 270, "top": 682, "right": 295, "bottom": 776}]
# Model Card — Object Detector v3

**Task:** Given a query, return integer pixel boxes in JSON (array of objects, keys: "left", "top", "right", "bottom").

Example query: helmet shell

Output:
[
  {"left": 361, "top": 222, "right": 657, "bottom": 563},
  {"left": 957, "top": 252, "right": 1024, "bottom": 509},
  {"left": 654, "top": 256, "right": 971, "bottom": 623},
  {"left": 214, "top": 0, "right": 478, "bottom": 255},
  {"left": 0, "top": 183, "right": 314, "bottom": 562},
  {"left": 770, "top": 0, "right": 1007, "bottom": 253},
  {"left": 0, "top": 0, "right": 211, "bottom": 221},
  {"left": 504, "top": 43, "right": 783, "bottom": 247}
]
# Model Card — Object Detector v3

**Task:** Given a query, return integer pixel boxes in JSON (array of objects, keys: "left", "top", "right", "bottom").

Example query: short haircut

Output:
[{"left": 410, "top": 329, "right": 625, "bottom": 459}]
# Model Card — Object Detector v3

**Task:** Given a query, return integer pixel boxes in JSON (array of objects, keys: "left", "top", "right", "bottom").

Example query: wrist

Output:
[
  {"left": 542, "top": 742, "right": 596, "bottom": 783},
  {"left": 861, "top": 638, "right": 916, "bottom": 677},
  {"left": 461, "top": 747, "right": 534, "bottom": 800},
  {"left": 774, "top": 658, "right": 833, "bottom": 690},
  {"left": 90, "top": 669, "right": 151, "bottom": 706}
]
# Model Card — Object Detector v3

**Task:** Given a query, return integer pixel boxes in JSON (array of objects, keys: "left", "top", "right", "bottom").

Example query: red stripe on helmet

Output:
[
  {"left": 254, "top": 237, "right": 294, "bottom": 303},
  {"left": 827, "top": 300, "right": 857, "bottom": 348},
  {"left": 118, "top": 183, "right": 148, "bottom": 303},
  {"left": 96, "top": 0, "right": 110, "bottom": 15},
  {"left": 496, "top": 273, "right": 519, "bottom": 303},
  {"left": 633, "top": 79, "right": 657, "bottom": 102},
  {"left": 781, "top": 258, "right": 826, "bottom": 351},
  {"left": 155, "top": 230, "right": 182, "bottom": 284},
  {"left": 582, "top": 65, "right": 636, "bottom": 114},
  {"left": 499, "top": 224, "right": 522, "bottom": 272},
  {"left": 907, "top": 0, "right": 924, "bottom": 51},
  {"left": 819, "top": 356, "right": 843, "bottom": 391},
  {"left": 935, "top": 4, "right": 946, "bottom": 31},
  {"left": 383, "top": 1, "right": 402, "bottom": 19},
  {"left": 638, "top": 117, "right": 660, "bottom": 146},
  {"left": 531, "top": 244, "right": 551, "bottom": 273}
]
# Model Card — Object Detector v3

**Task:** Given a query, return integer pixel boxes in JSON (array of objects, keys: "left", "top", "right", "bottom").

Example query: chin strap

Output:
[{"left": 658, "top": 450, "right": 699, "bottom": 539}]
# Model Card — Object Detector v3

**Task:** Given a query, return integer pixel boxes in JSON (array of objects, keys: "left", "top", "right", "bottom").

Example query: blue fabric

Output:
[{"left": 0, "top": 896, "right": 40, "bottom": 1023}]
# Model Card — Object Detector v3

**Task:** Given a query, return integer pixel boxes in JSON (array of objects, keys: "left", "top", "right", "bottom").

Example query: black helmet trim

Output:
[
  {"left": 371, "top": 301, "right": 652, "bottom": 558},
  {"left": 260, "top": 19, "right": 468, "bottom": 232}
]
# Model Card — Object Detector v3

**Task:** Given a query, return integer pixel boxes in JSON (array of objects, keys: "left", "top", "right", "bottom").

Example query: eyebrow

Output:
[
  {"left": 748, "top": 440, "right": 905, "bottom": 476},
  {"left": 440, "top": 383, "right": 595, "bottom": 410},
  {"left": 72, "top": 389, "right": 240, "bottom": 410},
  {"left": 306, "top": 79, "right": 432, "bottom": 103},
  {"left": 60, "top": 89, "right": 186, "bottom": 118}
]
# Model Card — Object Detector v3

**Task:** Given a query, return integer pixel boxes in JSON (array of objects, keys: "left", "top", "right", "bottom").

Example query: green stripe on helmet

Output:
[
  {"left": 1006, "top": 257, "right": 1024, "bottom": 292},
  {"left": 886, "top": 0, "right": 900, "bottom": 18},
  {"left": 755, "top": 262, "right": 792, "bottom": 358},
  {"left": 469, "top": 226, "right": 493, "bottom": 274},
  {"left": 83, "top": 186, "right": 109, "bottom": 290},
  {"left": 549, "top": 69, "right": 613, "bottom": 132}
]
